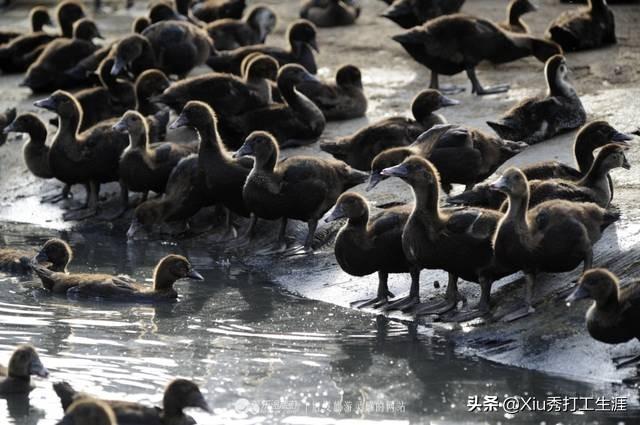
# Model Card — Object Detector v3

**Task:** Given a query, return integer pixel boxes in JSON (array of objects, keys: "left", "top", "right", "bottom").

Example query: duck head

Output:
[
  {"left": 246, "top": 5, "right": 277, "bottom": 42},
  {"left": 163, "top": 379, "right": 211, "bottom": 415},
  {"left": 170, "top": 101, "right": 217, "bottom": 132},
  {"left": 288, "top": 20, "right": 319, "bottom": 54},
  {"left": 8, "top": 344, "right": 49, "bottom": 379},
  {"left": 31, "top": 6, "right": 53, "bottom": 32},
  {"left": 234, "top": 131, "right": 279, "bottom": 169},
  {"left": 56, "top": 1, "right": 86, "bottom": 38},
  {"left": 510, "top": 0, "right": 537, "bottom": 20},
  {"left": 368, "top": 148, "right": 412, "bottom": 191},
  {"left": 2, "top": 113, "right": 46, "bottom": 144},
  {"left": 114, "top": 111, "right": 149, "bottom": 148},
  {"left": 58, "top": 399, "right": 117, "bottom": 425},
  {"left": 489, "top": 167, "right": 528, "bottom": 198},
  {"left": 276, "top": 63, "right": 321, "bottom": 95},
  {"left": 72, "top": 18, "right": 103, "bottom": 42},
  {"left": 576, "top": 121, "right": 634, "bottom": 149},
  {"left": 336, "top": 65, "right": 363, "bottom": 89},
  {"left": 381, "top": 155, "right": 440, "bottom": 188},
  {"left": 128, "top": 202, "right": 163, "bottom": 239},
  {"left": 111, "top": 34, "right": 147, "bottom": 76},
  {"left": 35, "top": 238, "right": 72, "bottom": 273},
  {"left": 325, "top": 192, "right": 369, "bottom": 223},
  {"left": 244, "top": 54, "right": 279, "bottom": 81},
  {"left": 133, "top": 16, "right": 151, "bottom": 34},
  {"left": 149, "top": 3, "right": 188, "bottom": 23},
  {"left": 530, "top": 38, "right": 562, "bottom": 63},
  {"left": 593, "top": 143, "right": 631, "bottom": 172},
  {"left": 411, "top": 89, "right": 459, "bottom": 122},
  {"left": 544, "top": 54, "right": 577, "bottom": 96},
  {"left": 566, "top": 268, "right": 619, "bottom": 307},
  {"left": 153, "top": 254, "right": 204, "bottom": 291},
  {"left": 34, "top": 91, "right": 80, "bottom": 120},
  {"left": 136, "top": 69, "right": 171, "bottom": 101}
]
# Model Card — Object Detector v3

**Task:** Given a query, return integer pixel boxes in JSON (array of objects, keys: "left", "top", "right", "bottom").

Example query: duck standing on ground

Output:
[
  {"left": 325, "top": 192, "right": 421, "bottom": 308},
  {"left": 498, "top": 0, "right": 537, "bottom": 33},
  {"left": 567, "top": 269, "right": 640, "bottom": 368},
  {"left": 381, "top": 0, "right": 465, "bottom": 29},
  {"left": 0, "top": 345, "right": 49, "bottom": 395},
  {"left": 392, "top": 14, "right": 561, "bottom": 94},
  {"left": 0, "top": 6, "right": 52, "bottom": 45},
  {"left": 547, "top": 0, "right": 616, "bottom": 51},
  {"left": 0, "top": 238, "right": 72, "bottom": 276},
  {"left": 235, "top": 131, "right": 368, "bottom": 254},
  {"left": 300, "top": 0, "right": 360, "bottom": 27},
  {"left": 320, "top": 89, "right": 458, "bottom": 170},
  {"left": 487, "top": 55, "right": 586, "bottom": 145},
  {"left": 57, "top": 399, "right": 117, "bottom": 425},
  {"left": 206, "top": 5, "right": 277, "bottom": 51},
  {"left": 3, "top": 113, "right": 54, "bottom": 181},
  {"left": 491, "top": 167, "right": 619, "bottom": 321},
  {"left": 193, "top": 0, "right": 246, "bottom": 22}
]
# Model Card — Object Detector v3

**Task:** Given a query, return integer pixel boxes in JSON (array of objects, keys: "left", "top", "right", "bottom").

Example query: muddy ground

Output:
[{"left": 1, "top": 0, "right": 640, "bottom": 391}]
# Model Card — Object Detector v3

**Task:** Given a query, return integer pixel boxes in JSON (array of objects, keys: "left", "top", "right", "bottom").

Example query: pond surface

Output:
[{"left": 0, "top": 222, "right": 638, "bottom": 425}]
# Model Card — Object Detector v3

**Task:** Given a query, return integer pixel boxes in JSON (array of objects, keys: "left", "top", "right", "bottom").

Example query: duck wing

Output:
[
  {"left": 522, "top": 161, "right": 582, "bottom": 181},
  {"left": 67, "top": 275, "right": 142, "bottom": 299},
  {"left": 445, "top": 208, "right": 499, "bottom": 240},
  {"left": 529, "top": 180, "right": 597, "bottom": 207}
]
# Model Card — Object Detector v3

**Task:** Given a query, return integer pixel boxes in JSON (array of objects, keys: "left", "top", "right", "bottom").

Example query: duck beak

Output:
[
  {"left": 307, "top": 38, "right": 319, "bottom": 53},
  {"left": 302, "top": 71, "right": 321, "bottom": 83},
  {"left": 94, "top": 31, "right": 105, "bottom": 40},
  {"left": 325, "top": 205, "right": 346, "bottom": 223},
  {"left": 187, "top": 269, "right": 205, "bottom": 281},
  {"left": 438, "top": 95, "right": 460, "bottom": 108},
  {"left": 622, "top": 155, "right": 631, "bottom": 170},
  {"left": 30, "top": 357, "right": 49, "bottom": 378},
  {"left": 366, "top": 172, "right": 384, "bottom": 192},
  {"left": 33, "top": 97, "right": 56, "bottom": 111},
  {"left": 611, "top": 130, "right": 634, "bottom": 143},
  {"left": 489, "top": 175, "right": 509, "bottom": 192},
  {"left": 566, "top": 285, "right": 589, "bottom": 303},
  {"left": 2, "top": 121, "right": 16, "bottom": 135},
  {"left": 380, "top": 163, "right": 409, "bottom": 179},
  {"left": 169, "top": 113, "right": 189, "bottom": 130},
  {"left": 112, "top": 119, "right": 128, "bottom": 133},
  {"left": 234, "top": 143, "right": 253, "bottom": 158},
  {"left": 190, "top": 392, "right": 212, "bottom": 413},
  {"left": 525, "top": 0, "right": 538, "bottom": 12},
  {"left": 111, "top": 58, "right": 127, "bottom": 76},
  {"left": 34, "top": 250, "right": 49, "bottom": 264}
]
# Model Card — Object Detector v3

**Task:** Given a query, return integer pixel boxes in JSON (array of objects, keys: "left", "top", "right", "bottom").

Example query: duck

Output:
[
  {"left": 490, "top": 167, "right": 620, "bottom": 321},
  {"left": 320, "top": 89, "right": 458, "bottom": 170},
  {"left": 33, "top": 91, "right": 129, "bottom": 220},
  {"left": 0, "top": 345, "right": 49, "bottom": 395},
  {"left": 566, "top": 269, "right": 640, "bottom": 368},
  {"left": 0, "top": 238, "right": 72, "bottom": 276},
  {"left": 55, "top": 1, "right": 87, "bottom": 39},
  {"left": 54, "top": 378, "right": 210, "bottom": 424},
  {"left": 487, "top": 55, "right": 586, "bottom": 145},
  {"left": 0, "top": 6, "right": 52, "bottom": 45},
  {"left": 113, "top": 110, "right": 198, "bottom": 216},
  {"left": 133, "top": 16, "right": 151, "bottom": 34},
  {"left": 381, "top": 0, "right": 465, "bottom": 29},
  {"left": 235, "top": 131, "right": 368, "bottom": 254},
  {"left": 0, "top": 107, "right": 16, "bottom": 147},
  {"left": 57, "top": 399, "right": 117, "bottom": 425},
  {"left": 300, "top": 0, "right": 361, "bottom": 27},
  {"left": 447, "top": 121, "right": 635, "bottom": 209},
  {"left": 207, "top": 20, "right": 319, "bottom": 75},
  {"left": 206, "top": 5, "right": 277, "bottom": 51},
  {"left": 380, "top": 156, "right": 516, "bottom": 318},
  {"left": 149, "top": 1, "right": 189, "bottom": 24},
  {"left": 111, "top": 21, "right": 213, "bottom": 79},
  {"left": 135, "top": 69, "right": 171, "bottom": 115},
  {"left": 498, "top": 0, "right": 537, "bottom": 33},
  {"left": 221, "top": 64, "right": 326, "bottom": 149},
  {"left": 295, "top": 64, "right": 367, "bottom": 121},
  {"left": 368, "top": 124, "right": 528, "bottom": 194},
  {"left": 547, "top": 0, "right": 616, "bottom": 52},
  {"left": 21, "top": 18, "right": 103, "bottom": 92},
  {"left": 3, "top": 113, "right": 54, "bottom": 180},
  {"left": 192, "top": 0, "right": 246, "bottom": 23},
  {"left": 325, "top": 192, "right": 420, "bottom": 308},
  {"left": 392, "top": 13, "right": 562, "bottom": 95}
]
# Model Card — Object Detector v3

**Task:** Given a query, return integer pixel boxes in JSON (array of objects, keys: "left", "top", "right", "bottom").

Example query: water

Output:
[{"left": 0, "top": 223, "right": 638, "bottom": 425}]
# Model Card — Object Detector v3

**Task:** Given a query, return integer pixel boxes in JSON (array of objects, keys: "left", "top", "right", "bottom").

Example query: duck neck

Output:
[
  {"left": 291, "top": 44, "right": 317, "bottom": 74},
  {"left": 254, "top": 148, "right": 278, "bottom": 174},
  {"left": 578, "top": 153, "right": 611, "bottom": 187},
  {"left": 246, "top": 77, "right": 272, "bottom": 103},
  {"left": 574, "top": 139, "right": 596, "bottom": 174},
  {"left": 277, "top": 79, "right": 323, "bottom": 131},
  {"left": 412, "top": 181, "right": 444, "bottom": 225},
  {"left": 24, "top": 120, "right": 48, "bottom": 148},
  {"left": 595, "top": 291, "right": 619, "bottom": 312},
  {"left": 504, "top": 190, "right": 529, "bottom": 228},
  {"left": 508, "top": 3, "right": 522, "bottom": 26},
  {"left": 56, "top": 106, "right": 82, "bottom": 145},
  {"left": 128, "top": 127, "right": 150, "bottom": 152},
  {"left": 196, "top": 119, "right": 228, "bottom": 161},
  {"left": 347, "top": 211, "right": 369, "bottom": 231},
  {"left": 153, "top": 268, "right": 178, "bottom": 292}
]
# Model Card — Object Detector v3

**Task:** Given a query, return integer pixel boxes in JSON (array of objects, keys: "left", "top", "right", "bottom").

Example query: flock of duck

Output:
[{"left": 0, "top": 0, "right": 639, "bottom": 422}]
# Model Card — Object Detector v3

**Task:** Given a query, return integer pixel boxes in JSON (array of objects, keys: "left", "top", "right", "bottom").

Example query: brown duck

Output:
[{"left": 0, "top": 345, "right": 49, "bottom": 395}]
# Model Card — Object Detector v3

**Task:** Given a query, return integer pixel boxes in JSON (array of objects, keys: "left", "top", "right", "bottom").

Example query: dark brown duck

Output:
[
  {"left": 206, "top": 5, "right": 277, "bottom": 50},
  {"left": 0, "top": 345, "right": 48, "bottom": 395},
  {"left": 0, "top": 6, "right": 52, "bottom": 45},
  {"left": 0, "top": 238, "right": 72, "bottom": 276},
  {"left": 135, "top": 69, "right": 171, "bottom": 115},
  {"left": 300, "top": 0, "right": 361, "bottom": 27},
  {"left": 192, "top": 0, "right": 246, "bottom": 22},
  {"left": 381, "top": 0, "right": 465, "bottom": 29},
  {"left": 547, "top": 0, "right": 616, "bottom": 52},
  {"left": 498, "top": 0, "right": 537, "bottom": 33},
  {"left": 57, "top": 399, "right": 117, "bottom": 425},
  {"left": 0, "top": 107, "right": 17, "bottom": 147}
]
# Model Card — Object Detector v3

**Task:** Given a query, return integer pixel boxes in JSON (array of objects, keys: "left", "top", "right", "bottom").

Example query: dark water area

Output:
[{"left": 0, "top": 222, "right": 639, "bottom": 425}]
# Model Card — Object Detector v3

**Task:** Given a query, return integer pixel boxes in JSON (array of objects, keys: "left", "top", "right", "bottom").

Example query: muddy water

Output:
[{"left": 0, "top": 223, "right": 636, "bottom": 425}]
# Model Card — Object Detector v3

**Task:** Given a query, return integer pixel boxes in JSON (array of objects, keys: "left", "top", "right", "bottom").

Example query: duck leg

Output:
[
  {"left": 103, "top": 181, "right": 130, "bottom": 220},
  {"left": 414, "top": 273, "right": 464, "bottom": 315},
  {"left": 41, "top": 184, "right": 73, "bottom": 204},
  {"left": 613, "top": 354, "right": 640, "bottom": 369},
  {"left": 352, "top": 271, "right": 395, "bottom": 309},
  {"left": 448, "top": 277, "right": 493, "bottom": 323},
  {"left": 63, "top": 181, "right": 99, "bottom": 221},
  {"left": 223, "top": 208, "right": 239, "bottom": 239},
  {"left": 256, "top": 218, "right": 289, "bottom": 255},
  {"left": 430, "top": 71, "right": 465, "bottom": 95},
  {"left": 385, "top": 269, "right": 421, "bottom": 312},
  {"left": 502, "top": 273, "right": 536, "bottom": 322},
  {"left": 466, "top": 67, "right": 510, "bottom": 95},
  {"left": 285, "top": 219, "right": 318, "bottom": 256}
]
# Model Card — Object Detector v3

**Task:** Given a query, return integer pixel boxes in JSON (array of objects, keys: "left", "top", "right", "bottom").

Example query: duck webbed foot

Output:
[
  {"left": 63, "top": 207, "right": 98, "bottom": 221},
  {"left": 413, "top": 274, "right": 463, "bottom": 316},
  {"left": 353, "top": 272, "right": 394, "bottom": 309},
  {"left": 501, "top": 305, "right": 535, "bottom": 322},
  {"left": 255, "top": 241, "right": 289, "bottom": 256},
  {"left": 445, "top": 279, "right": 492, "bottom": 322},
  {"left": 613, "top": 354, "right": 640, "bottom": 369},
  {"left": 63, "top": 181, "right": 99, "bottom": 221},
  {"left": 282, "top": 219, "right": 318, "bottom": 257},
  {"left": 466, "top": 67, "right": 510, "bottom": 95},
  {"left": 384, "top": 294, "right": 420, "bottom": 312},
  {"left": 41, "top": 185, "right": 72, "bottom": 204}
]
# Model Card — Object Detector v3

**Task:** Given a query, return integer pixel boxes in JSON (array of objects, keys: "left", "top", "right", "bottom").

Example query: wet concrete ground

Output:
[{"left": 1, "top": 0, "right": 640, "bottom": 393}]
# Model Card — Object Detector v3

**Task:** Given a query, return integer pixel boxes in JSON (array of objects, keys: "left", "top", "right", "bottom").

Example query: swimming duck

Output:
[
  {"left": 206, "top": 5, "right": 277, "bottom": 51},
  {"left": 133, "top": 16, "right": 151, "bottom": 34},
  {"left": 34, "top": 91, "right": 129, "bottom": 220},
  {"left": 491, "top": 167, "right": 619, "bottom": 321},
  {"left": 0, "top": 107, "right": 16, "bottom": 147},
  {"left": 0, "top": 6, "right": 52, "bottom": 45},
  {"left": 54, "top": 378, "right": 210, "bottom": 424},
  {"left": 0, "top": 238, "right": 72, "bottom": 276},
  {"left": 0, "top": 345, "right": 49, "bottom": 395},
  {"left": 447, "top": 121, "right": 634, "bottom": 209},
  {"left": 21, "top": 18, "right": 103, "bottom": 92},
  {"left": 380, "top": 156, "right": 516, "bottom": 318},
  {"left": 193, "top": 0, "right": 246, "bottom": 22},
  {"left": 567, "top": 269, "right": 640, "bottom": 368},
  {"left": 57, "top": 399, "right": 117, "bottom": 425},
  {"left": 392, "top": 13, "right": 561, "bottom": 94},
  {"left": 235, "top": 131, "right": 368, "bottom": 254},
  {"left": 320, "top": 89, "right": 458, "bottom": 171},
  {"left": 368, "top": 124, "right": 528, "bottom": 194},
  {"left": 498, "top": 0, "right": 537, "bottom": 33},
  {"left": 207, "top": 20, "right": 318, "bottom": 75},
  {"left": 295, "top": 64, "right": 367, "bottom": 121},
  {"left": 135, "top": 69, "right": 171, "bottom": 115},
  {"left": 381, "top": 0, "right": 465, "bottom": 29},
  {"left": 487, "top": 55, "right": 586, "bottom": 145},
  {"left": 3, "top": 113, "right": 53, "bottom": 180},
  {"left": 113, "top": 110, "right": 198, "bottom": 216},
  {"left": 547, "top": 0, "right": 616, "bottom": 52},
  {"left": 221, "top": 64, "right": 326, "bottom": 149},
  {"left": 325, "top": 192, "right": 420, "bottom": 308},
  {"left": 300, "top": 0, "right": 360, "bottom": 27}
]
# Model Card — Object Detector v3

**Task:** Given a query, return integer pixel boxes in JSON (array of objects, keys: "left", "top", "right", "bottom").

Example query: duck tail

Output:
[
  {"left": 486, "top": 120, "right": 519, "bottom": 142},
  {"left": 319, "top": 139, "right": 346, "bottom": 156},
  {"left": 4, "top": 107, "right": 16, "bottom": 125},
  {"left": 446, "top": 183, "right": 506, "bottom": 209},
  {"left": 344, "top": 167, "right": 369, "bottom": 189},
  {"left": 381, "top": 0, "right": 411, "bottom": 24},
  {"left": 53, "top": 381, "right": 79, "bottom": 411}
]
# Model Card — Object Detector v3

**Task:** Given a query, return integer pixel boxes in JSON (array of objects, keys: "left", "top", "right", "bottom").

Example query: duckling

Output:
[
  {"left": 113, "top": 110, "right": 197, "bottom": 216},
  {"left": 0, "top": 238, "right": 71, "bottom": 276},
  {"left": 135, "top": 69, "right": 171, "bottom": 115},
  {"left": 368, "top": 124, "right": 528, "bottom": 194},
  {"left": 0, "top": 6, "right": 52, "bottom": 45},
  {"left": 149, "top": 2, "right": 189, "bottom": 24},
  {"left": 193, "top": 0, "right": 246, "bottom": 22},
  {"left": 21, "top": 18, "right": 103, "bottom": 93},
  {"left": 0, "top": 107, "right": 16, "bottom": 147},
  {"left": 491, "top": 167, "right": 620, "bottom": 321},
  {"left": 133, "top": 16, "right": 151, "bottom": 34},
  {"left": 235, "top": 131, "right": 368, "bottom": 254},
  {"left": 34, "top": 91, "right": 129, "bottom": 221},
  {"left": 54, "top": 379, "right": 210, "bottom": 424},
  {"left": 300, "top": 0, "right": 360, "bottom": 27},
  {"left": 380, "top": 157, "right": 517, "bottom": 318},
  {"left": 325, "top": 192, "right": 420, "bottom": 308},
  {"left": 207, "top": 20, "right": 318, "bottom": 75},
  {"left": 56, "top": 1, "right": 87, "bottom": 39},
  {"left": 0, "top": 345, "right": 48, "bottom": 395},
  {"left": 392, "top": 13, "right": 561, "bottom": 95},
  {"left": 206, "top": 5, "right": 277, "bottom": 51},
  {"left": 547, "top": 0, "right": 616, "bottom": 52},
  {"left": 498, "top": 0, "right": 537, "bottom": 33},
  {"left": 447, "top": 121, "right": 634, "bottom": 209},
  {"left": 221, "top": 64, "right": 326, "bottom": 149},
  {"left": 57, "top": 399, "right": 117, "bottom": 425},
  {"left": 381, "top": 0, "right": 465, "bottom": 29},
  {"left": 566, "top": 269, "right": 640, "bottom": 368},
  {"left": 295, "top": 64, "right": 367, "bottom": 121},
  {"left": 320, "top": 89, "right": 458, "bottom": 170},
  {"left": 3, "top": 113, "right": 52, "bottom": 181},
  {"left": 487, "top": 55, "right": 585, "bottom": 145}
]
